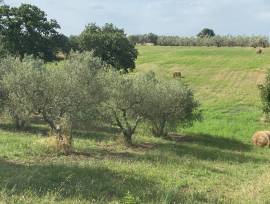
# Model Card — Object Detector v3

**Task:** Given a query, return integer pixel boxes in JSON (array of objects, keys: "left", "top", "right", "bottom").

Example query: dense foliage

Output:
[
  {"left": 78, "top": 23, "right": 138, "bottom": 71},
  {"left": 0, "top": 4, "right": 69, "bottom": 61},
  {"left": 99, "top": 71, "right": 201, "bottom": 144},
  {"left": 197, "top": 28, "right": 215, "bottom": 38},
  {"left": 0, "top": 53, "right": 107, "bottom": 152},
  {"left": 0, "top": 56, "right": 43, "bottom": 128}
]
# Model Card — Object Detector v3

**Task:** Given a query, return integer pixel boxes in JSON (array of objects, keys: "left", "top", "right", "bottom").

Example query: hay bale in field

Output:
[
  {"left": 256, "top": 48, "right": 263, "bottom": 54},
  {"left": 173, "top": 71, "right": 182, "bottom": 78},
  {"left": 252, "top": 131, "right": 270, "bottom": 147}
]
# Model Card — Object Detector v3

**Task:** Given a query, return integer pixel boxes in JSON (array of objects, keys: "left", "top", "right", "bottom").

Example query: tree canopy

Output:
[
  {"left": 0, "top": 4, "right": 68, "bottom": 61},
  {"left": 79, "top": 23, "right": 138, "bottom": 71},
  {"left": 197, "top": 28, "right": 215, "bottom": 38}
]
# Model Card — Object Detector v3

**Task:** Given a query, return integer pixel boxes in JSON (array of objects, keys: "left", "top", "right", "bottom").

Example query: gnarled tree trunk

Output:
[{"left": 151, "top": 120, "right": 167, "bottom": 137}]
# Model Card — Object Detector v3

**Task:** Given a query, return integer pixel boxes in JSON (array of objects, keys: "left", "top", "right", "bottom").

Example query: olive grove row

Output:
[{"left": 0, "top": 53, "right": 201, "bottom": 152}]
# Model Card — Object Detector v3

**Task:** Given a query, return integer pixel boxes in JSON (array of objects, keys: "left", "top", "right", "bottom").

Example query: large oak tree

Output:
[{"left": 0, "top": 4, "right": 68, "bottom": 61}]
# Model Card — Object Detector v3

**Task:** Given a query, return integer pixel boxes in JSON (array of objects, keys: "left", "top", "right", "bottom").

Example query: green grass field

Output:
[{"left": 1, "top": 46, "right": 270, "bottom": 204}]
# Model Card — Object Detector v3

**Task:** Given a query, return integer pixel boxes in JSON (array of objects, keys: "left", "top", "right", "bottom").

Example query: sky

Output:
[{"left": 4, "top": 0, "right": 270, "bottom": 36}]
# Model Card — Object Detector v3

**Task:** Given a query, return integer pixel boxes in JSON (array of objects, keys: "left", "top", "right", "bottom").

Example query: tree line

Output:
[{"left": 128, "top": 28, "right": 269, "bottom": 48}]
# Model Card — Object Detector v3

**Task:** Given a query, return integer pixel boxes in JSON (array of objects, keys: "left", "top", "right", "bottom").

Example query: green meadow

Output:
[{"left": 1, "top": 46, "right": 270, "bottom": 203}]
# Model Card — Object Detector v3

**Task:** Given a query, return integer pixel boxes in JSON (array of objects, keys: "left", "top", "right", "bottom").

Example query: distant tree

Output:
[
  {"left": 128, "top": 33, "right": 159, "bottom": 45},
  {"left": 52, "top": 34, "right": 71, "bottom": 55},
  {"left": 197, "top": 28, "right": 215, "bottom": 38},
  {"left": 0, "top": 4, "right": 67, "bottom": 61},
  {"left": 128, "top": 35, "right": 140, "bottom": 45},
  {"left": 79, "top": 23, "right": 138, "bottom": 71},
  {"left": 69, "top": 35, "right": 81, "bottom": 51},
  {"left": 147, "top": 33, "right": 158, "bottom": 45}
]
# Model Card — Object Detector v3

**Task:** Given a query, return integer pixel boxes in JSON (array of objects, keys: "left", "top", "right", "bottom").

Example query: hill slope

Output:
[
  {"left": 137, "top": 46, "right": 270, "bottom": 141},
  {"left": 0, "top": 46, "right": 270, "bottom": 203}
]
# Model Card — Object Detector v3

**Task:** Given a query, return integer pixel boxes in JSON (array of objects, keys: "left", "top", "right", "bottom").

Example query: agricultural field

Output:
[{"left": 1, "top": 46, "right": 270, "bottom": 204}]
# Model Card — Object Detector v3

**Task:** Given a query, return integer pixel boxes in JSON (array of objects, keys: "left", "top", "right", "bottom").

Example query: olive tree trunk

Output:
[{"left": 151, "top": 120, "right": 167, "bottom": 137}]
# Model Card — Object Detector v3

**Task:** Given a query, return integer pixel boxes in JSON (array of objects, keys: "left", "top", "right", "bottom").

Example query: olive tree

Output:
[
  {"left": 34, "top": 52, "right": 106, "bottom": 139},
  {"left": 100, "top": 71, "right": 144, "bottom": 145},
  {"left": 0, "top": 52, "right": 106, "bottom": 151},
  {"left": 0, "top": 56, "right": 44, "bottom": 129},
  {"left": 137, "top": 72, "right": 201, "bottom": 137}
]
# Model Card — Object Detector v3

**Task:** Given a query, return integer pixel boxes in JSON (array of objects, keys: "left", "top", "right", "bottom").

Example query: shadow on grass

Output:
[
  {"left": 0, "top": 158, "right": 165, "bottom": 203},
  {"left": 70, "top": 130, "right": 266, "bottom": 164},
  {"left": 0, "top": 122, "right": 119, "bottom": 142},
  {"left": 0, "top": 122, "right": 264, "bottom": 164},
  {"left": 166, "top": 133, "right": 252, "bottom": 152},
  {"left": 0, "top": 123, "right": 49, "bottom": 136},
  {"left": 152, "top": 142, "right": 265, "bottom": 164},
  {"left": 73, "top": 126, "right": 119, "bottom": 142},
  {"left": 72, "top": 142, "right": 267, "bottom": 165}
]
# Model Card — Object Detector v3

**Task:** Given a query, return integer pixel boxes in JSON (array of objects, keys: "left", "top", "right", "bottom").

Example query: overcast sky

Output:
[{"left": 4, "top": 0, "right": 270, "bottom": 36}]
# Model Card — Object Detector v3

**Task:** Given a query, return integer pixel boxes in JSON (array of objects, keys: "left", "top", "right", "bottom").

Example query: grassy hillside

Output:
[
  {"left": 1, "top": 46, "right": 270, "bottom": 203},
  {"left": 137, "top": 46, "right": 270, "bottom": 141}
]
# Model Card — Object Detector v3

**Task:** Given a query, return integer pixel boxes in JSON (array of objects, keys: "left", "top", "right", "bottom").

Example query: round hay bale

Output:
[{"left": 252, "top": 131, "right": 270, "bottom": 147}]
